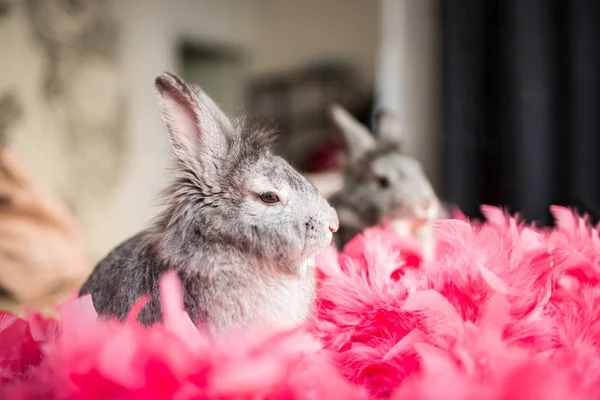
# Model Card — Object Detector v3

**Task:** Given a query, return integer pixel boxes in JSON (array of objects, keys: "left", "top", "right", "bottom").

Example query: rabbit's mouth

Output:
[{"left": 303, "top": 217, "right": 335, "bottom": 257}]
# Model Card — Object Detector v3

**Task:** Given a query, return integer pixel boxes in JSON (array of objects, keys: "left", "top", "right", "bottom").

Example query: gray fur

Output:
[
  {"left": 328, "top": 105, "right": 445, "bottom": 250},
  {"left": 80, "top": 72, "right": 338, "bottom": 334}
]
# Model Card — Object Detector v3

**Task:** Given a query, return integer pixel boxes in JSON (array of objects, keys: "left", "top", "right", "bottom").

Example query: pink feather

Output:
[{"left": 2, "top": 205, "right": 600, "bottom": 398}]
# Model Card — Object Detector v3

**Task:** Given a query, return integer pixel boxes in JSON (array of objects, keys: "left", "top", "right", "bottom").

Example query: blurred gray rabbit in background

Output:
[{"left": 327, "top": 104, "right": 448, "bottom": 260}]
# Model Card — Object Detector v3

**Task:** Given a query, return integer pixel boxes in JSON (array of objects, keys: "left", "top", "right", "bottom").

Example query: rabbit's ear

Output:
[
  {"left": 155, "top": 72, "right": 231, "bottom": 174},
  {"left": 329, "top": 104, "right": 376, "bottom": 158},
  {"left": 189, "top": 83, "right": 235, "bottom": 134},
  {"left": 375, "top": 110, "right": 404, "bottom": 145}
]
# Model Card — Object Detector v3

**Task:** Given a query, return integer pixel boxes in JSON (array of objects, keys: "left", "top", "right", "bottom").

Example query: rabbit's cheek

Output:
[{"left": 282, "top": 204, "right": 293, "bottom": 216}]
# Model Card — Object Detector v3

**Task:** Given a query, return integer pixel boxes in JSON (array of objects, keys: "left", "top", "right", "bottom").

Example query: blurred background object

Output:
[
  {"left": 0, "top": 0, "right": 599, "bottom": 308},
  {"left": 0, "top": 148, "right": 88, "bottom": 310}
]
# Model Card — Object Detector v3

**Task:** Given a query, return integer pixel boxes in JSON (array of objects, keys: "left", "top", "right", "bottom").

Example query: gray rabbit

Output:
[
  {"left": 327, "top": 105, "right": 446, "bottom": 258},
  {"left": 79, "top": 72, "right": 339, "bottom": 334}
]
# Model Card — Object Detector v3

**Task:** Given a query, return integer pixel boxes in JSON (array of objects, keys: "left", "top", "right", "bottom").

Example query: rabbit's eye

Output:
[
  {"left": 259, "top": 192, "right": 280, "bottom": 204},
  {"left": 377, "top": 176, "right": 390, "bottom": 188}
]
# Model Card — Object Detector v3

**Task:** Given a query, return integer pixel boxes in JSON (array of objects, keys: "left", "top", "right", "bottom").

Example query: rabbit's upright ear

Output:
[
  {"left": 189, "top": 83, "right": 235, "bottom": 134},
  {"left": 375, "top": 110, "right": 405, "bottom": 146},
  {"left": 329, "top": 104, "right": 376, "bottom": 159},
  {"left": 155, "top": 72, "right": 232, "bottom": 176}
]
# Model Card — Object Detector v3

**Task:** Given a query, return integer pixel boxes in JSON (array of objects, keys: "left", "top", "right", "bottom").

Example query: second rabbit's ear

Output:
[
  {"left": 329, "top": 104, "right": 376, "bottom": 159},
  {"left": 375, "top": 110, "right": 405, "bottom": 146},
  {"left": 155, "top": 72, "right": 232, "bottom": 179}
]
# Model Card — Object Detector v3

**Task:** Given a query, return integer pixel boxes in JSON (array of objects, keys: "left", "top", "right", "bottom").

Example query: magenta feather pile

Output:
[{"left": 2, "top": 205, "right": 600, "bottom": 399}]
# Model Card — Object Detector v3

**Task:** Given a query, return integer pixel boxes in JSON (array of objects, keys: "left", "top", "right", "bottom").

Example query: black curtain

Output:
[{"left": 440, "top": 0, "right": 600, "bottom": 226}]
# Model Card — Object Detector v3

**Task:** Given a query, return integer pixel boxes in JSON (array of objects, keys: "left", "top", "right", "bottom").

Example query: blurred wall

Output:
[
  {"left": 0, "top": 0, "right": 378, "bottom": 264},
  {"left": 249, "top": 0, "right": 379, "bottom": 81}
]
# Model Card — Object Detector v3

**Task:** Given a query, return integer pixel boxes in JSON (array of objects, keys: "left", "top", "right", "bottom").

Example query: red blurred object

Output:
[{"left": 305, "top": 142, "right": 343, "bottom": 173}]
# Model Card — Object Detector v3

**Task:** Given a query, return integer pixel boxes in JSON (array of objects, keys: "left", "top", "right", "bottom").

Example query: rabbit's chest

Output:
[
  {"left": 188, "top": 263, "right": 316, "bottom": 334},
  {"left": 255, "top": 272, "right": 317, "bottom": 328}
]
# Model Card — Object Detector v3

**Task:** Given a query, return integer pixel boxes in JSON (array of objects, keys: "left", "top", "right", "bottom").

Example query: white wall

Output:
[{"left": 250, "top": 0, "right": 379, "bottom": 81}]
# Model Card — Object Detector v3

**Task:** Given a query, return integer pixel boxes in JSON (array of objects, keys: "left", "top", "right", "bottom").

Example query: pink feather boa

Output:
[{"left": 2, "top": 205, "right": 600, "bottom": 399}]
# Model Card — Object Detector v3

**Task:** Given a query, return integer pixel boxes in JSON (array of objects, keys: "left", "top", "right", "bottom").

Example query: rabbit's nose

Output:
[{"left": 328, "top": 208, "right": 339, "bottom": 233}]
